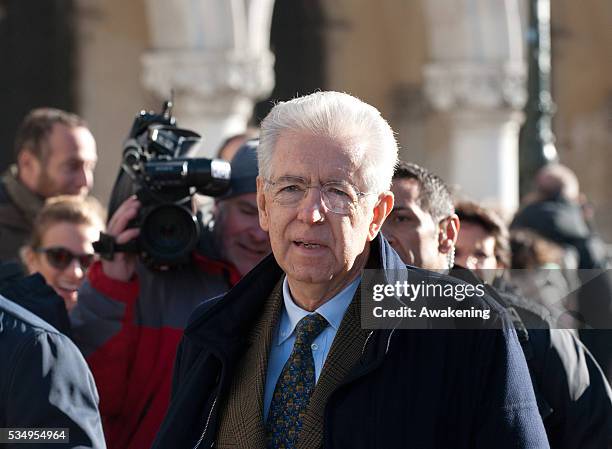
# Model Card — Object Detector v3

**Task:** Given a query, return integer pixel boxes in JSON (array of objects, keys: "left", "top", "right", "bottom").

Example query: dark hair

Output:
[
  {"left": 14, "top": 108, "right": 88, "bottom": 161},
  {"left": 455, "top": 201, "right": 511, "bottom": 268},
  {"left": 392, "top": 161, "right": 454, "bottom": 223}
]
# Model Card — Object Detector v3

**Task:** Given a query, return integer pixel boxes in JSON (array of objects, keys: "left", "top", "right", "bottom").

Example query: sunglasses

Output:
[{"left": 35, "top": 247, "right": 96, "bottom": 270}]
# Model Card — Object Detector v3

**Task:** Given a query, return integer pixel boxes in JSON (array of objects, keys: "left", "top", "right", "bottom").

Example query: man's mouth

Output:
[{"left": 293, "top": 240, "right": 324, "bottom": 249}]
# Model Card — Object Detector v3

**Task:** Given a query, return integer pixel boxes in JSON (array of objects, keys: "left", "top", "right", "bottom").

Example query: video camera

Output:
[{"left": 94, "top": 101, "right": 231, "bottom": 270}]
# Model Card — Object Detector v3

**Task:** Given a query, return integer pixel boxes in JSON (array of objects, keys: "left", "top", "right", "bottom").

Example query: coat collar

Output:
[{"left": 1, "top": 165, "right": 45, "bottom": 225}]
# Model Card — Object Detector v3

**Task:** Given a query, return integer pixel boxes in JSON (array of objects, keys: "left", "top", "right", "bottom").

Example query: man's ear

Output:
[
  {"left": 256, "top": 176, "right": 270, "bottom": 232},
  {"left": 17, "top": 148, "right": 37, "bottom": 173},
  {"left": 368, "top": 191, "right": 394, "bottom": 241},
  {"left": 438, "top": 214, "right": 460, "bottom": 254},
  {"left": 16, "top": 149, "right": 41, "bottom": 188}
]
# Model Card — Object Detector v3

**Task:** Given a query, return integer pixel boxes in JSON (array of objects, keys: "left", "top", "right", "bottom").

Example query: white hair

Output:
[{"left": 258, "top": 91, "right": 399, "bottom": 193}]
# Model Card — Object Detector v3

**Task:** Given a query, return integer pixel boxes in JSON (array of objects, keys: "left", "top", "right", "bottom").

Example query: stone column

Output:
[
  {"left": 422, "top": 0, "right": 528, "bottom": 214},
  {"left": 141, "top": 0, "right": 275, "bottom": 157}
]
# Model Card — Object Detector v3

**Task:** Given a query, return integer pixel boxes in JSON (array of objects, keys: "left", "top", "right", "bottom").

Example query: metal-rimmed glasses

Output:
[
  {"left": 263, "top": 176, "right": 374, "bottom": 215},
  {"left": 35, "top": 247, "right": 96, "bottom": 270}
]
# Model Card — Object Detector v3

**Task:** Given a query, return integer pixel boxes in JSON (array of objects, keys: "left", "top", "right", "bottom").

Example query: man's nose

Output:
[
  {"left": 296, "top": 187, "right": 325, "bottom": 224},
  {"left": 85, "top": 168, "right": 94, "bottom": 190},
  {"left": 74, "top": 166, "right": 91, "bottom": 191}
]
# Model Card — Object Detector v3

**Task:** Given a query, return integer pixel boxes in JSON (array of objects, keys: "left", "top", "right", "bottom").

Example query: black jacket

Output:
[
  {"left": 510, "top": 198, "right": 607, "bottom": 270},
  {"left": 511, "top": 198, "right": 612, "bottom": 385},
  {"left": 453, "top": 268, "right": 612, "bottom": 449},
  {"left": 0, "top": 263, "right": 71, "bottom": 335},
  {"left": 0, "top": 272, "right": 106, "bottom": 449},
  {"left": 152, "top": 236, "right": 548, "bottom": 449}
]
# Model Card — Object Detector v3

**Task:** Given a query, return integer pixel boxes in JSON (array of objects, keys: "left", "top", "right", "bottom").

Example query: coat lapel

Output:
[
  {"left": 296, "top": 284, "right": 369, "bottom": 449},
  {"left": 217, "top": 280, "right": 284, "bottom": 449}
]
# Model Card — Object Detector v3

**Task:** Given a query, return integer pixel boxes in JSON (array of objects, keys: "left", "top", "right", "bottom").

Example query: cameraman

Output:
[{"left": 70, "top": 140, "right": 270, "bottom": 449}]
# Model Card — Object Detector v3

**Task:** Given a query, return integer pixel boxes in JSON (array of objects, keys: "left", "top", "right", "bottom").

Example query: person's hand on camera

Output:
[{"left": 101, "top": 196, "right": 141, "bottom": 282}]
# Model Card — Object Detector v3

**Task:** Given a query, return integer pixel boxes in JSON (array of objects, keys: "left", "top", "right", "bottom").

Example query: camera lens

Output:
[{"left": 140, "top": 204, "right": 199, "bottom": 264}]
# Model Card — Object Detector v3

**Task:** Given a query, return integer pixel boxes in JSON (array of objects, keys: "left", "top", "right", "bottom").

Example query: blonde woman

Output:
[{"left": 22, "top": 195, "right": 105, "bottom": 312}]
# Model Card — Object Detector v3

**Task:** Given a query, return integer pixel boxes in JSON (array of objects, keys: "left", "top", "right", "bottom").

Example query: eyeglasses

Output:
[
  {"left": 264, "top": 177, "right": 374, "bottom": 215},
  {"left": 35, "top": 247, "right": 96, "bottom": 270}
]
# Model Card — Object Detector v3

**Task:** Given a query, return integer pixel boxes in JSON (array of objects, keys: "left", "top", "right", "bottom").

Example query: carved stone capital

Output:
[
  {"left": 424, "top": 62, "right": 527, "bottom": 112},
  {"left": 141, "top": 49, "right": 275, "bottom": 113}
]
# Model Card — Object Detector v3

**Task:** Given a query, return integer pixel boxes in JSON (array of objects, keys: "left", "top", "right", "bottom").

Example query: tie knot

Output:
[{"left": 294, "top": 313, "right": 328, "bottom": 347}]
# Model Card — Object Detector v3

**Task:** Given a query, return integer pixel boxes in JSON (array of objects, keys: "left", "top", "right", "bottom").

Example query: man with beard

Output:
[{"left": 0, "top": 108, "right": 97, "bottom": 262}]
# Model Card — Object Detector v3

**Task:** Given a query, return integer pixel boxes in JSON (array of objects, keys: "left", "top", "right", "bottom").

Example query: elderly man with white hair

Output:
[{"left": 152, "top": 91, "right": 548, "bottom": 449}]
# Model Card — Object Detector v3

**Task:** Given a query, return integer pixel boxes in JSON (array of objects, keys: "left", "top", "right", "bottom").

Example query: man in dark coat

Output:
[
  {"left": 383, "top": 161, "right": 612, "bottom": 448},
  {"left": 511, "top": 163, "right": 608, "bottom": 270},
  {"left": 510, "top": 163, "right": 612, "bottom": 382},
  {"left": 152, "top": 91, "right": 548, "bottom": 449}
]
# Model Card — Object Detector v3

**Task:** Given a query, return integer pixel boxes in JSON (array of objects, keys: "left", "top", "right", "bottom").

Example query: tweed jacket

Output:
[{"left": 214, "top": 278, "right": 369, "bottom": 449}]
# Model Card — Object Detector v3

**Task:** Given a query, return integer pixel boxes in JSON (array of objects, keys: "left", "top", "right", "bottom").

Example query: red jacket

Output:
[{"left": 71, "top": 252, "right": 240, "bottom": 449}]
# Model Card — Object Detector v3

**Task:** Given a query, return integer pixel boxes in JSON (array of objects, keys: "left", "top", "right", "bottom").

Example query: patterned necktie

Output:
[{"left": 266, "top": 313, "right": 329, "bottom": 449}]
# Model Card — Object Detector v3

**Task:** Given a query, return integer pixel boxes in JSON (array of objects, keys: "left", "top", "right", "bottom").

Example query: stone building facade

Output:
[{"left": 2, "top": 0, "right": 610, "bottom": 238}]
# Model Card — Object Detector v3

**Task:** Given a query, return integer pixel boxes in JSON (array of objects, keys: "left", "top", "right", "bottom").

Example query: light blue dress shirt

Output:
[{"left": 263, "top": 275, "right": 360, "bottom": 420}]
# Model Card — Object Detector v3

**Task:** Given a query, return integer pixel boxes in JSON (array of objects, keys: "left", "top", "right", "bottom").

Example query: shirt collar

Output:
[{"left": 277, "top": 275, "right": 360, "bottom": 345}]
